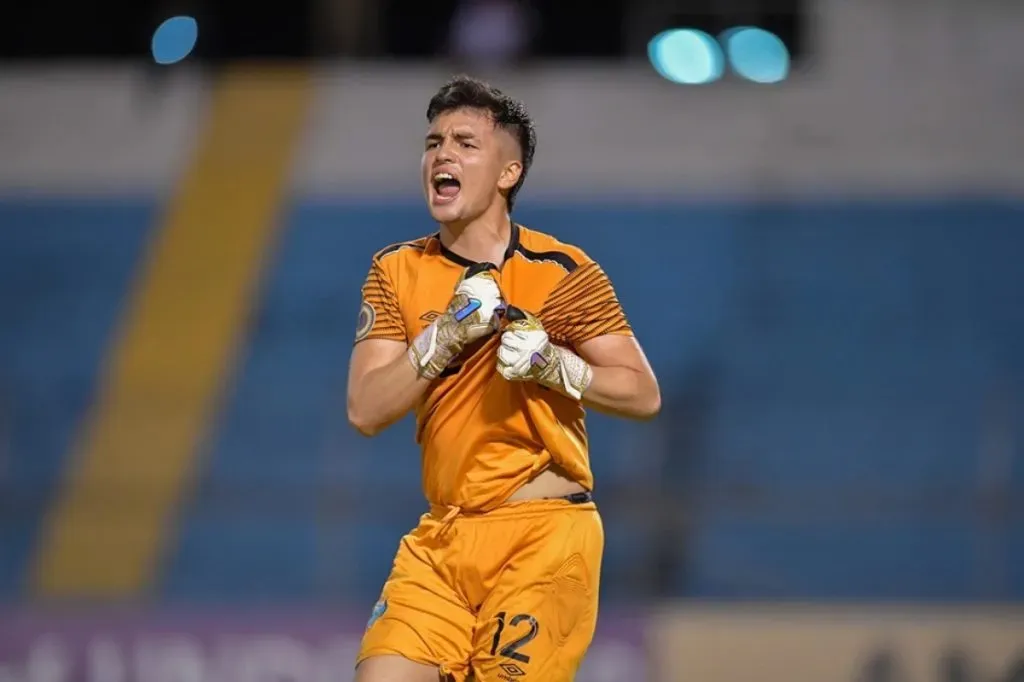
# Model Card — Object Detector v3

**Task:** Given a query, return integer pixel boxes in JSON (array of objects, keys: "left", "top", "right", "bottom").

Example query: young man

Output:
[{"left": 347, "top": 75, "right": 660, "bottom": 682}]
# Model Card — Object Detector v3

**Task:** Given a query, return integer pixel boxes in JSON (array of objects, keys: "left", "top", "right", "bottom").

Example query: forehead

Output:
[{"left": 427, "top": 107, "right": 497, "bottom": 136}]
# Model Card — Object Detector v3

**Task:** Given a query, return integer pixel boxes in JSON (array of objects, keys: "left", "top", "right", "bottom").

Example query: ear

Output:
[{"left": 498, "top": 160, "right": 523, "bottom": 193}]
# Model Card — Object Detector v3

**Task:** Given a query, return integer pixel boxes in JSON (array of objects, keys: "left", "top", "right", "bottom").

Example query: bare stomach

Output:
[{"left": 508, "top": 463, "right": 586, "bottom": 502}]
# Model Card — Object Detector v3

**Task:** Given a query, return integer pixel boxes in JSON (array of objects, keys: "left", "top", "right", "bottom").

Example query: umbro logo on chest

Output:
[{"left": 419, "top": 311, "right": 443, "bottom": 324}]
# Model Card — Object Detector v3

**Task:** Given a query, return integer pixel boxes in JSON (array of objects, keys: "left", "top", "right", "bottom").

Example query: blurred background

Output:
[{"left": 2, "top": 0, "right": 1024, "bottom": 680}]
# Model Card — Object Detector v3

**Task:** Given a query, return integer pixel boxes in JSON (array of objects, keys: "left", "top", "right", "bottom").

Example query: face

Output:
[{"left": 422, "top": 108, "right": 522, "bottom": 225}]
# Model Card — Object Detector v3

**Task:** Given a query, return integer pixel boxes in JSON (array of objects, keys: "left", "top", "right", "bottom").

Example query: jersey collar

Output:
[{"left": 437, "top": 222, "right": 520, "bottom": 268}]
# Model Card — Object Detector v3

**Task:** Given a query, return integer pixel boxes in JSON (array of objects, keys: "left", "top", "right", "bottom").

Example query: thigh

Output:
[
  {"left": 358, "top": 524, "right": 476, "bottom": 681},
  {"left": 471, "top": 507, "right": 604, "bottom": 682}
]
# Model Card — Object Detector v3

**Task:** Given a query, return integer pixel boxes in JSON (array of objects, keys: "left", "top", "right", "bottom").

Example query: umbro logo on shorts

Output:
[{"left": 498, "top": 662, "right": 526, "bottom": 679}]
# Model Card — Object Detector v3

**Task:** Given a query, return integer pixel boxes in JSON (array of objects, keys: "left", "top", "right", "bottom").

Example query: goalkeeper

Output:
[{"left": 347, "top": 74, "right": 661, "bottom": 682}]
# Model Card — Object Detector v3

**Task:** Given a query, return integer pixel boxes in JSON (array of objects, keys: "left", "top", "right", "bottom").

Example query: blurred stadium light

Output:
[
  {"left": 722, "top": 26, "right": 790, "bottom": 83},
  {"left": 648, "top": 29, "right": 725, "bottom": 84},
  {"left": 649, "top": 26, "right": 789, "bottom": 84},
  {"left": 151, "top": 16, "right": 198, "bottom": 65}
]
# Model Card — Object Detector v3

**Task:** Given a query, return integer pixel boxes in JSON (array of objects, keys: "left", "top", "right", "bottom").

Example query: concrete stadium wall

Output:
[{"left": 0, "top": 1, "right": 1021, "bottom": 199}]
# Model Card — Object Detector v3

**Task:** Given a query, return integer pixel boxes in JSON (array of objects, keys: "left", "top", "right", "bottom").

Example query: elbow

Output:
[
  {"left": 634, "top": 385, "right": 662, "bottom": 420},
  {"left": 629, "top": 375, "right": 661, "bottom": 420},
  {"left": 347, "top": 397, "right": 383, "bottom": 437}
]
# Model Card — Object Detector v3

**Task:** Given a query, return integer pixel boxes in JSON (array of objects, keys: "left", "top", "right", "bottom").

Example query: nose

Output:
[{"left": 433, "top": 139, "right": 456, "bottom": 165}]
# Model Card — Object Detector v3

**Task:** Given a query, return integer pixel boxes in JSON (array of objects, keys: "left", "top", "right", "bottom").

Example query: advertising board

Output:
[
  {"left": 649, "top": 605, "right": 1024, "bottom": 682},
  {"left": 0, "top": 609, "right": 648, "bottom": 682}
]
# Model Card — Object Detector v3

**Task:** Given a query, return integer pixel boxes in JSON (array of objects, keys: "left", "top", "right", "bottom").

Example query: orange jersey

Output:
[{"left": 356, "top": 224, "right": 632, "bottom": 511}]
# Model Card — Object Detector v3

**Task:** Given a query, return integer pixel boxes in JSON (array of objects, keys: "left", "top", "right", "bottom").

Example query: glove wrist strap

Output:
[{"left": 542, "top": 345, "right": 593, "bottom": 401}]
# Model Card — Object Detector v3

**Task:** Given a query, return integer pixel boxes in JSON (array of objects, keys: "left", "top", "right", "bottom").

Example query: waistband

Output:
[{"left": 428, "top": 491, "right": 594, "bottom": 535}]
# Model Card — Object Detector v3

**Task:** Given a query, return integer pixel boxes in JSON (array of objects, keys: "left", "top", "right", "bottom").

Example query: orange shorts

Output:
[{"left": 356, "top": 497, "right": 604, "bottom": 682}]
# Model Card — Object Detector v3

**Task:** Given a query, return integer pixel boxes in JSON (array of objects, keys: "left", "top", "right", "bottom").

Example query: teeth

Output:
[{"left": 433, "top": 172, "right": 455, "bottom": 182}]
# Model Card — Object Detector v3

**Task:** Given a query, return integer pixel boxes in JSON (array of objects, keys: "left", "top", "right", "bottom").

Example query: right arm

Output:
[
  {"left": 347, "top": 338, "right": 431, "bottom": 437},
  {"left": 346, "top": 254, "right": 421, "bottom": 436},
  {"left": 347, "top": 257, "right": 424, "bottom": 436},
  {"left": 346, "top": 259, "right": 504, "bottom": 437}
]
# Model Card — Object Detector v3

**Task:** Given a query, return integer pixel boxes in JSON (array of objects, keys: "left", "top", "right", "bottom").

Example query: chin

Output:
[{"left": 427, "top": 196, "right": 468, "bottom": 224}]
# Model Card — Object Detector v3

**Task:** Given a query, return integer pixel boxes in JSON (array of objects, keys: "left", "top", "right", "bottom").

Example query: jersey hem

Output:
[{"left": 354, "top": 648, "right": 446, "bottom": 671}]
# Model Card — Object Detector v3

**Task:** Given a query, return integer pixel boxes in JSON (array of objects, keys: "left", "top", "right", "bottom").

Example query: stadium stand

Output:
[
  {"left": 0, "top": 200, "right": 156, "bottom": 598},
  {"left": 2, "top": 200, "right": 1022, "bottom": 602}
]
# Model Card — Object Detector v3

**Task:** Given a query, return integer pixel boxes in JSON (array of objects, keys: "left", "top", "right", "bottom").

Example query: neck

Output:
[{"left": 440, "top": 209, "right": 513, "bottom": 265}]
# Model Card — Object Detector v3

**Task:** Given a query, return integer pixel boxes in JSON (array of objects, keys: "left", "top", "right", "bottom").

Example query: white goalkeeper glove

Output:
[
  {"left": 408, "top": 264, "right": 505, "bottom": 379},
  {"left": 496, "top": 306, "right": 593, "bottom": 401}
]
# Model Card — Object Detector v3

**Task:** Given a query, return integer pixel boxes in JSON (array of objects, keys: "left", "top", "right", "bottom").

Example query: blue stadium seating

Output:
[
  {"left": 2, "top": 198, "right": 1022, "bottom": 602},
  {"left": 0, "top": 199, "right": 156, "bottom": 598},
  {"left": 693, "top": 205, "right": 1024, "bottom": 599}
]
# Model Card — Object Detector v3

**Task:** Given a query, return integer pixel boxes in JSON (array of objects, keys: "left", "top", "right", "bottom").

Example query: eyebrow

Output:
[{"left": 425, "top": 130, "right": 479, "bottom": 143}]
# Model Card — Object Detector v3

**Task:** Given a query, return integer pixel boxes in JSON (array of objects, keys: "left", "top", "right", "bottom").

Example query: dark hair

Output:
[{"left": 426, "top": 75, "right": 536, "bottom": 212}]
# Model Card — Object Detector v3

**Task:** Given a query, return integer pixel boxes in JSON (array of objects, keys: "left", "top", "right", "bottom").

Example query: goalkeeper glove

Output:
[
  {"left": 408, "top": 264, "right": 505, "bottom": 379},
  {"left": 496, "top": 306, "right": 593, "bottom": 401}
]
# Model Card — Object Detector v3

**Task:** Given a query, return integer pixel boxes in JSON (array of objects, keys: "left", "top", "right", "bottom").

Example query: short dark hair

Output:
[{"left": 426, "top": 75, "right": 536, "bottom": 212}]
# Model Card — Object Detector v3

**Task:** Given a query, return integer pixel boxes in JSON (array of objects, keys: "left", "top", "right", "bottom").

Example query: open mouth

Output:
[{"left": 432, "top": 172, "right": 461, "bottom": 202}]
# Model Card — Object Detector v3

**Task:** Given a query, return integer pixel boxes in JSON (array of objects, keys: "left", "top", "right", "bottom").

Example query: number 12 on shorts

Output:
[{"left": 489, "top": 612, "right": 539, "bottom": 664}]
